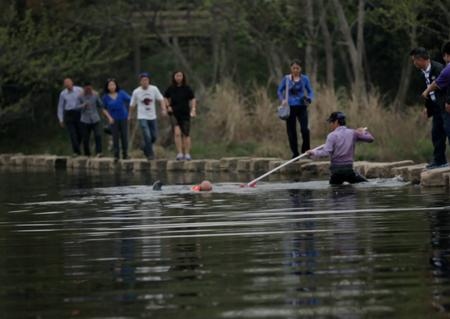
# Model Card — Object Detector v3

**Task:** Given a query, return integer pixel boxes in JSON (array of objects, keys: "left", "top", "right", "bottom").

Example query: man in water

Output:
[
  {"left": 152, "top": 180, "right": 213, "bottom": 192},
  {"left": 192, "top": 180, "right": 213, "bottom": 192},
  {"left": 306, "top": 112, "right": 374, "bottom": 185}
]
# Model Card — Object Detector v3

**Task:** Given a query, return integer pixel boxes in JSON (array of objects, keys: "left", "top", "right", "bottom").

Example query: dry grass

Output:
[{"left": 160, "top": 80, "right": 432, "bottom": 162}]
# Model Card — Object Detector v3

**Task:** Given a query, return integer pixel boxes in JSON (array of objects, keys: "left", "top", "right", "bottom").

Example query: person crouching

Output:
[{"left": 306, "top": 112, "right": 374, "bottom": 185}]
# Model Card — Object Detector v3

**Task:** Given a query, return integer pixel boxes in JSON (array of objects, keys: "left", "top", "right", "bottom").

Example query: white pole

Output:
[{"left": 245, "top": 144, "right": 324, "bottom": 187}]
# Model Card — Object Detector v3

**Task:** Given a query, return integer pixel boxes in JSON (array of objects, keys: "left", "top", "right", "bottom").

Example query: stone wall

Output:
[{"left": 0, "top": 154, "right": 448, "bottom": 187}]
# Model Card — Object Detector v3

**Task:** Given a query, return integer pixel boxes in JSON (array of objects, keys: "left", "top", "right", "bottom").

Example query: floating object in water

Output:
[
  {"left": 192, "top": 180, "right": 213, "bottom": 192},
  {"left": 152, "top": 180, "right": 163, "bottom": 191}
]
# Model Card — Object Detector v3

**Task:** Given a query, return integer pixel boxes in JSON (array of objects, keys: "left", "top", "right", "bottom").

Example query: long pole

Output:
[{"left": 243, "top": 144, "right": 324, "bottom": 187}]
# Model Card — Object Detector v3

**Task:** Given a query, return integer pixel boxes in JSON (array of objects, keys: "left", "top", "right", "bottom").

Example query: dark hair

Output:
[
  {"left": 104, "top": 78, "right": 120, "bottom": 94},
  {"left": 442, "top": 41, "right": 450, "bottom": 55},
  {"left": 290, "top": 59, "right": 302, "bottom": 67},
  {"left": 410, "top": 47, "right": 430, "bottom": 60},
  {"left": 327, "top": 111, "right": 346, "bottom": 125},
  {"left": 171, "top": 71, "right": 186, "bottom": 86},
  {"left": 83, "top": 81, "right": 92, "bottom": 87}
]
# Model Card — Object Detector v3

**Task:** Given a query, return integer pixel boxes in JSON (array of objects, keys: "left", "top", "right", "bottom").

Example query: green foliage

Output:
[{"left": 0, "top": 4, "right": 129, "bottom": 129}]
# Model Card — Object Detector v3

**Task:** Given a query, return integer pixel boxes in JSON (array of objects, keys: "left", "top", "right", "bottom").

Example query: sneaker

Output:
[
  {"left": 96, "top": 153, "right": 103, "bottom": 158},
  {"left": 123, "top": 155, "right": 130, "bottom": 160},
  {"left": 176, "top": 153, "right": 184, "bottom": 161},
  {"left": 184, "top": 154, "right": 192, "bottom": 161}
]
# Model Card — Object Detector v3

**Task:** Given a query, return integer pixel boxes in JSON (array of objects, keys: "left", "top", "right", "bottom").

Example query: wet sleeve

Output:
[{"left": 435, "top": 65, "right": 450, "bottom": 90}]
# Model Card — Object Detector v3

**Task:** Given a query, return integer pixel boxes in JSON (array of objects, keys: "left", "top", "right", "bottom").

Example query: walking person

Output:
[
  {"left": 164, "top": 71, "right": 197, "bottom": 161},
  {"left": 77, "top": 81, "right": 111, "bottom": 157},
  {"left": 102, "top": 79, "right": 131, "bottom": 161},
  {"left": 129, "top": 73, "right": 167, "bottom": 160},
  {"left": 57, "top": 78, "right": 83, "bottom": 156},
  {"left": 307, "top": 112, "right": 374, "bottom": 185},
  {"left": 410, "top": 47, "right": 446, "bottom": 169},
  {"left": 421, "top": 41, "right": 450, "bottom": 168},
  {"left": 277, "top": 60, "right": 314, "bottom": 158}
]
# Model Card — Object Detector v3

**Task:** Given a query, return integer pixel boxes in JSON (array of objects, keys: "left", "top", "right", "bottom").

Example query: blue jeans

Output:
[
  {"left": 139, "top": 119, "right": 158, "bottom": 157},
  {"left": 432, "top": 110, "right": 450, "bottom": 165}
]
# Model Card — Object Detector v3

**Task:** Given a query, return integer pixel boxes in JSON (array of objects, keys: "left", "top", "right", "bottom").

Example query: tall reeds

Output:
[{"left": 193, "top": 81, "right": 432, "bottom": 162}]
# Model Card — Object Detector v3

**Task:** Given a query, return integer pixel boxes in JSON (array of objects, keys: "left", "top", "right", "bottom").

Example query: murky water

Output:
[{"left": 1, "top": 169, "right": 450, "bottom": 318}]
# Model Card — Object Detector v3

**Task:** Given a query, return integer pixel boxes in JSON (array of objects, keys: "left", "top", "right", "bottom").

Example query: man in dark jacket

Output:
[{"left": 410, "top": 47, "right": 447, "bottom": 169}]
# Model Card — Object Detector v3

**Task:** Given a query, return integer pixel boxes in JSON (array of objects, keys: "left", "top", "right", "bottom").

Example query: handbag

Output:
[{"left": 277, "top": 76, "right": 290, "bottom": 120}]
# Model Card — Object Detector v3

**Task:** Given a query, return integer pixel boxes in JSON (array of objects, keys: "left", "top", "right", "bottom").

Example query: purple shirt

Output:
[
  {"left": 311, "top": 126, "right": 374, "bottom": 166},
  {"left": 436, "top": 63, "right": 450, "bottom": 90}
]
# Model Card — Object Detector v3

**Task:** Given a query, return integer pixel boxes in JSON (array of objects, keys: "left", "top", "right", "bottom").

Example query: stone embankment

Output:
[{"left": 1, "top": 154, "right": 449, "bottom": 187}]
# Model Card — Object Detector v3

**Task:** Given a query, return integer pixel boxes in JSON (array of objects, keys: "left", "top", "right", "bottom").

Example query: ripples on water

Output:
[{"left": 0, "top": 170, "right": 450, "bottom": 318}]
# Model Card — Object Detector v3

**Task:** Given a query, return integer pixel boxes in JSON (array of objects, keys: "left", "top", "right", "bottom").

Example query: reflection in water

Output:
[
  {"left": 429, "top": 209, "right": 450, "bottom": 313},
  {"left": 0, "top": 170, "right": 450, "bottom": 318}
]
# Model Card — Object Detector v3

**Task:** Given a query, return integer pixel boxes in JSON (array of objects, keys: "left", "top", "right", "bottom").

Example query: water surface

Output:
[{"left": 1, "top": 169, "right": 450, "bottom": 318}]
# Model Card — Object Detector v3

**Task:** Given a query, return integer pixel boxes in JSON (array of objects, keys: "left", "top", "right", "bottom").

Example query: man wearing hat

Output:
[
  {"left": 306, "top": 112, "right": 374, "bottom": 185},
  {"left": 129, "top": 72, "right": 167, "bottom": 160}
]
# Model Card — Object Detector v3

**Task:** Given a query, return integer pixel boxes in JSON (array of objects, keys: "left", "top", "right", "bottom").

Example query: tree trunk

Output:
[
  {"left": 394, "top": 25, "right": 417, "bottom": 109},
  {"left": 304, "top": 0, "right": 317, "bottom": 83},
  {"left": 211, "top": 32, "right": 220, "bottom": 86},
  {"left": 332, "top": 0, "right": 368, "bottom": 105},
  {"left": 318, "top": 0, "right": 334, "bottom": 89},
  {"left": 132, "top": 32, "right": 141, "bottom": 77}
]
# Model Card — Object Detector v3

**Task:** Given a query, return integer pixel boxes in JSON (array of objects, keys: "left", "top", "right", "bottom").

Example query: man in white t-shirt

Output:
[{"left": 129, "top": 72, "right": 167, "bottom": 160}]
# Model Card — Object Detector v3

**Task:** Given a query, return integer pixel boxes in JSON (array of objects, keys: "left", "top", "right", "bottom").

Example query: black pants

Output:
[
  {"left": 432, "top": 109, "right": 450, "bottom": 165},
  {"left": 64, "top": 110, "right": 82, "bottom": 155},
  {"left": 111, "top": 119, "right": 128, "bottom": 159},
  {"left": 286, "top": 105, "right": 310, "bottom": 156},
  {"left": 330, "top": 165, "right": 367, "bottom": 185},
  {"left": 82, "top": 122, "right": 102, "bottom": 156}
]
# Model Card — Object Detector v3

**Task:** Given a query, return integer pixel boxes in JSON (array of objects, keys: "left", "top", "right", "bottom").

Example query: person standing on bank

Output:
[
  {"left": 306, "top": 112, "right": 374, "bottom": 185},
  {"left": 129, "top": 73, "right": 167, "bottom": 160},
  {"left": 277, "top": 60, "right": 314, "bottom": 158},
  {"left": 164, "top": 71, "right": 197, "bottom": 161},
  {"left": 102, "top": 79, "right": 131, "bottom": 161},
  {"left": 57, "top": 78, "right": 83, "bottom": 156},
  {"left": 421, "top": 41, "right": 450, "bottom": 169},
  {"left": 410, "top": 47, "right": 446, "bottom": 169},
  {"left": 77, "top": 81, "right": 111, "bottom": 157}
]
